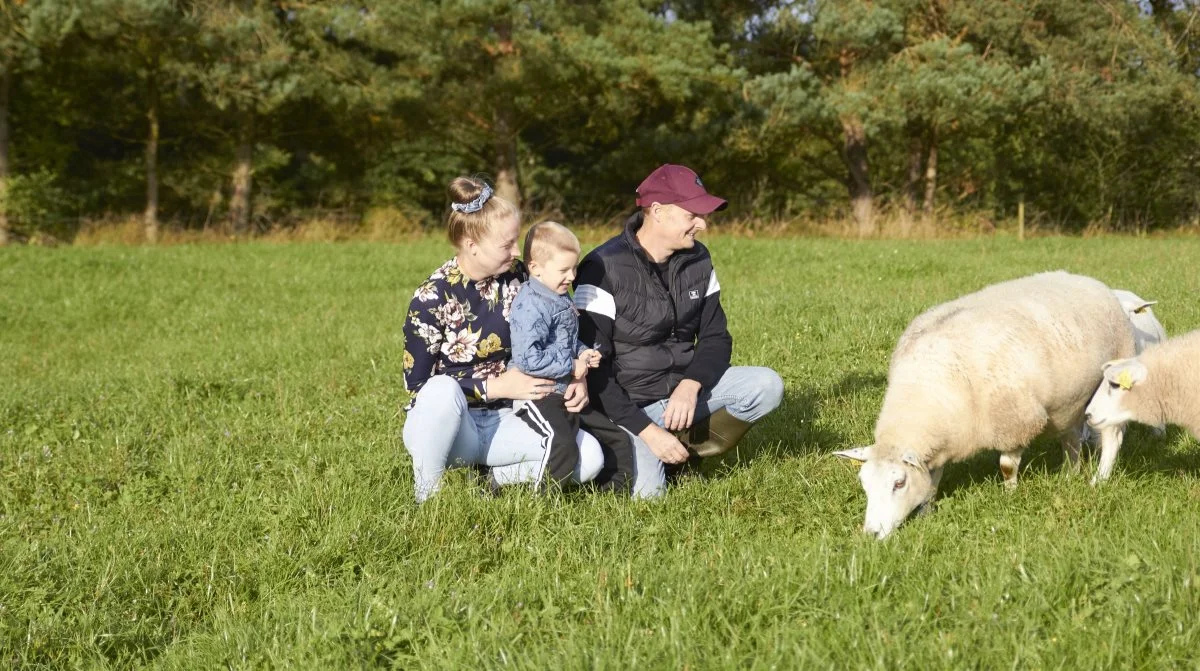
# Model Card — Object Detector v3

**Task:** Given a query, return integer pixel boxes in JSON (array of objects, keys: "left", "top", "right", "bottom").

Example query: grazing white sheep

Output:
[
  {"left": 1080, "top": 290, "right": 1168, "bottom": 446},
  {"left": 1084, "top": 328, "right": 1200, "bottom": 483},
  {"left": 836, "top": 271, "right": 1135, "bottom": 539},
  {"left": 1112, "top": 289, "right": 1167, "bottom": 353}
]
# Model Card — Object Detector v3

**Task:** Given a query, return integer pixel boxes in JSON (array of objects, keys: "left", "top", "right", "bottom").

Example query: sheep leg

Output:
[
  {"left": 915, "top": 466, "right": 944, "bottom": 517},
  {"left": 1000, "top": 450, "right": 1023, "bottom": 490},
  {"left": 1061, "top": 428, "right": 1083, "bottom": 472},
  {"left": 1091, "top": 424, "right": 1127, "bottom": 485}
]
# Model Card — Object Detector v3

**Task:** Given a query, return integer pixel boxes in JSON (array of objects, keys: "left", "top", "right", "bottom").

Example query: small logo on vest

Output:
[{"left": 689, "top": 289, "right": 700, "bottom": 299}]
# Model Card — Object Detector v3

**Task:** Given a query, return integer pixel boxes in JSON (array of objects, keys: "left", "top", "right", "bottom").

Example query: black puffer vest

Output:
[{"left": 585, "top": 214, "right": 715, "bottom": 404}]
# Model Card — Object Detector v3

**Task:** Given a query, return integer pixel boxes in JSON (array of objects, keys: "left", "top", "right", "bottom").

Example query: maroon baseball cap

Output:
[{"left": 635, "top": 164, "right": 728, "bottom": 215}]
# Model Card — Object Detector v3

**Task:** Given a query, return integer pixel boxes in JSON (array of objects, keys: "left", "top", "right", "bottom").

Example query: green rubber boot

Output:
[{"left": 675, "top": 408, "right": 755, "bottom": 458}]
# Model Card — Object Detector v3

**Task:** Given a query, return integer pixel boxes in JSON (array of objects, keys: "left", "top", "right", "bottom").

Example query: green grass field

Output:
[{"left": 3, "top": 236, "right": 1200, "bottom": 669}]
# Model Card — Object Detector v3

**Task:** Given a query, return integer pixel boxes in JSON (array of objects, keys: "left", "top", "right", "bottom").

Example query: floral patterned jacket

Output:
[{"left": 402, "top": 257, "right": 526, "bottom": 410}]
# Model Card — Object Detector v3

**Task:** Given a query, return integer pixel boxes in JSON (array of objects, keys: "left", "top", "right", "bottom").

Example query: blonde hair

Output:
[
  {"left": 523, "top": 221, "right": 580, "bottom": 264},
  {"left": 446, "top": 176, "right": 519, "bottom": 247}
]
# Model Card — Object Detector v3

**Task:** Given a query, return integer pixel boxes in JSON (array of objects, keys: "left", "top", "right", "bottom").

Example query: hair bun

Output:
[{"left": 448, "top": 176, "right": 488, "bottom": 206}]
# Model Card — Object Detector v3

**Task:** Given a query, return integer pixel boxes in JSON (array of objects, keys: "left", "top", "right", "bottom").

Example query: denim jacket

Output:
[{"left": 509, "top": 278, "right": 589, "bottom": 393}]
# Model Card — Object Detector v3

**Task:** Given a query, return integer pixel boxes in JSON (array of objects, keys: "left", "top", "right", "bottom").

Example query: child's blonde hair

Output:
[
  {"left": 523, "top": 221, "right": 580, "bottom": 264},
  {"left": 445, "top": 176, "right": 520, "bottom": 247}
]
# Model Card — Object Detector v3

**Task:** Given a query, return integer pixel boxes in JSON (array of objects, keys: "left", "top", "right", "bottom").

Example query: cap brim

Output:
[{"left": 676, "top": 194, "right": 728, "bottom": 215}]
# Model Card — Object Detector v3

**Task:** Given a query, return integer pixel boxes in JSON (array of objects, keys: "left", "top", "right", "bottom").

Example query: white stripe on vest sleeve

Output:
[
  {"left": 573, "top": 284, "right": 616, "bottom": 319},
  {"left": 705, "top": 269, "right": 721, "bottom": 296}
]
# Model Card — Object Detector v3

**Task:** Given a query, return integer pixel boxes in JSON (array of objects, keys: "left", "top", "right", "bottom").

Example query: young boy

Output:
[{"left": 508, "top": 221, "right": 636, "bottom": 493}]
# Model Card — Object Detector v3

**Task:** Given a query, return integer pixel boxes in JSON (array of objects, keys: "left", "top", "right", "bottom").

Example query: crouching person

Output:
[
  {"left": 574, "top": 164, "right": 784, "bottom": 498},
  {"left": 402, "top": 177, "right": 604, "bottom": 503},
  {"left": 509, "top": 222, "right": 637, "bottom": 493}
]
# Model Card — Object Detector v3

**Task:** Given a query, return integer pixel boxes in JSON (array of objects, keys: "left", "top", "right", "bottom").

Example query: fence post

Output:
[{"left": 1017, "top": 197, "right": 1025, "bottom": 241}]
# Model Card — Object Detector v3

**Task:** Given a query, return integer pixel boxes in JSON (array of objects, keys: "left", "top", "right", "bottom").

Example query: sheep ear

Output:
[
  {"left": 1101, "top": 358, "right": 1128, "bottom": 373},
  {"left": 833, "top": 446, "right": 872, "bottom": 464},
  {"left": 901, "top": 451, "right": 924, "bottom": 470},
  {"left": 1127, "top": 360, "right": 1149, "bottom": 385},
  {"left": 1105, "top": 360, "right": 1148, "bottom": 389}
]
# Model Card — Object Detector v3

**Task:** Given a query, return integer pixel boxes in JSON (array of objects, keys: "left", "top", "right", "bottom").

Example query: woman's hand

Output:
[
  {"left": 487, "top": 367, "right": 556, "bottom": 401},
  {"left": 563, "top": 378, "right": 589, "bottom": 413}
]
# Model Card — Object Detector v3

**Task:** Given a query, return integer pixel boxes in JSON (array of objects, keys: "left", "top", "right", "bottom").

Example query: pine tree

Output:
[{"left": 0, "top": 0, "right": 80, "bottom": 244}]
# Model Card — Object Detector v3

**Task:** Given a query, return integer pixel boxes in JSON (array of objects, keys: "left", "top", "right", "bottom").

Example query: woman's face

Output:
[{"left": 462, "top": 215, "right": 521, "bottom": 278}]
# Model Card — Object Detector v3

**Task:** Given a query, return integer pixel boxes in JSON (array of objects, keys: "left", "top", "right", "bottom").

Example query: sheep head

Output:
[
  {"left": 838, "top": 447, "right": 935, "bottom": 539},
  {"left": 1085, "top": 358, "right": 1149, "bottom": 431}
]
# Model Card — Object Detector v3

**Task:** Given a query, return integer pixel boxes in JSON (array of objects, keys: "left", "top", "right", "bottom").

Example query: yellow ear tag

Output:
[
  {"left": 1133, "top": 306, "right": 1149, "bottom": 314},
  {"left": 834, "top": 449, "right": 868, "bottom": 466},
  {"left": 1116, "top": 369, "right": 1134, "bottom": 390}
]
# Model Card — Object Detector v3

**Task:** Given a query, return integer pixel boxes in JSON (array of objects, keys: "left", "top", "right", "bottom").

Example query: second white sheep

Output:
[
  {"left": 1112, "top": 289, "right": 1167, "bottom": 353},
  {"left": 1084, "top": 328, "right": 1200, "bottom": 482}
]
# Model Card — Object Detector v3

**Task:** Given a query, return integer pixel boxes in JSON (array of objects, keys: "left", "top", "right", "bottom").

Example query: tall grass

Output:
[{"left": 2, "top": 237, "right": 1199, "bottom": 668}]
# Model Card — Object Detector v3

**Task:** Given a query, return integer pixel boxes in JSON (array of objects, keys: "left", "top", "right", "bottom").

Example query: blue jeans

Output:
[
  {"left": 625, "top": 366, "right": 784, "bottom": 499},
  {"left": 402, "top": 375, "right": 604, "bottom": 502}
]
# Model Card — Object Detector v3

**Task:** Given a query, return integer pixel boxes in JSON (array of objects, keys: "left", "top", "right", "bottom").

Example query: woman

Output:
[{"left": 402, "top": 176, "right": 603, "bottom": 502}]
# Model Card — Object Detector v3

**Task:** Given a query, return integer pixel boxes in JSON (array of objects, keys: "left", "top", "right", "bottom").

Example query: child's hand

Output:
[
  {"left": 572, "top": 357, "right": 590, "bottom": 379},
  {"left": 580, "top": 349, "right": 602, "bottom": 368}
]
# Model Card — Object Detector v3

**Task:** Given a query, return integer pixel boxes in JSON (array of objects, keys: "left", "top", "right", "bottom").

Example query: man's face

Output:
[
  {"left": 652, "top": 203, "right": 707, "bottom": 252},
  {"left": 528, "top": 248, "right": 579, "bottom": 295}
]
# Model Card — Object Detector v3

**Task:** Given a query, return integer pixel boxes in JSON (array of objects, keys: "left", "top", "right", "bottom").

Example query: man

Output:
[{"left": 574, "top": 164, "right": 784, "bottom": 498}]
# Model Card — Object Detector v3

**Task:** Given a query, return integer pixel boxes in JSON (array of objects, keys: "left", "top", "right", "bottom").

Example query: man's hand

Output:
[
  {"left": 662, "top": 379, "right": 702, "bottom": 431},
  {"left": 639, "top": 424, "right": 689, "bottom": 464},
  {"left": 563, "top": 378, "right": 589, "bottom": 413}
]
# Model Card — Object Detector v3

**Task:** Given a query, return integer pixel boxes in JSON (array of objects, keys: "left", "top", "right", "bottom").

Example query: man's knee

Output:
[
  {"left": 756, "top": 368, "right": 785, "bottom": 415},
  {"left": 724, "top": 367, "right": 784, "bottom": 421}
]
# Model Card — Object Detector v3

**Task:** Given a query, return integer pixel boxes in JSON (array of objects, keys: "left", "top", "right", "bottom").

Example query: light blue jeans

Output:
[
  {"left": 625, "top": 366, "right": 784, "bottom": 499},
  {"left": 402, "top": 375, "right": 603, "bottom": 502}
]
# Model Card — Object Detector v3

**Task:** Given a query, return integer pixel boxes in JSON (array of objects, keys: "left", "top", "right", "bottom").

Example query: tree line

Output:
[{"left": 1, "top": 0, "right": 1198, "bottom": 243}]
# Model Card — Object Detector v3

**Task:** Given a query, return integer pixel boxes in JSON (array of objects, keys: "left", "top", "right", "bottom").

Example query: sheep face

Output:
[
  {"left": 859, "top": 451, "right": 933, "bottom": 539},
  {"left": 1085, "top": 358, "right": 1148, "bottom": 430}
]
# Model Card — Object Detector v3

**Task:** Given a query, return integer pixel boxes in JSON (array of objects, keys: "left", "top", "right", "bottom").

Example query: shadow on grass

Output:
[
  {"left": 929, "top": 424, "right": 1200, "bottom": 502},
  {"left": 700, "top": 371, "right": 887, "bottom": 478},
  {"left": 1101, "top": 425, "right": 1200, "bottom": 478}
]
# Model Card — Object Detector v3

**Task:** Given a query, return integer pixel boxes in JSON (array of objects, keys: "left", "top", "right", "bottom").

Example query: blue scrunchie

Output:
[{"left": 450, "top": 184, "right": 494, "bottom": 214}]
